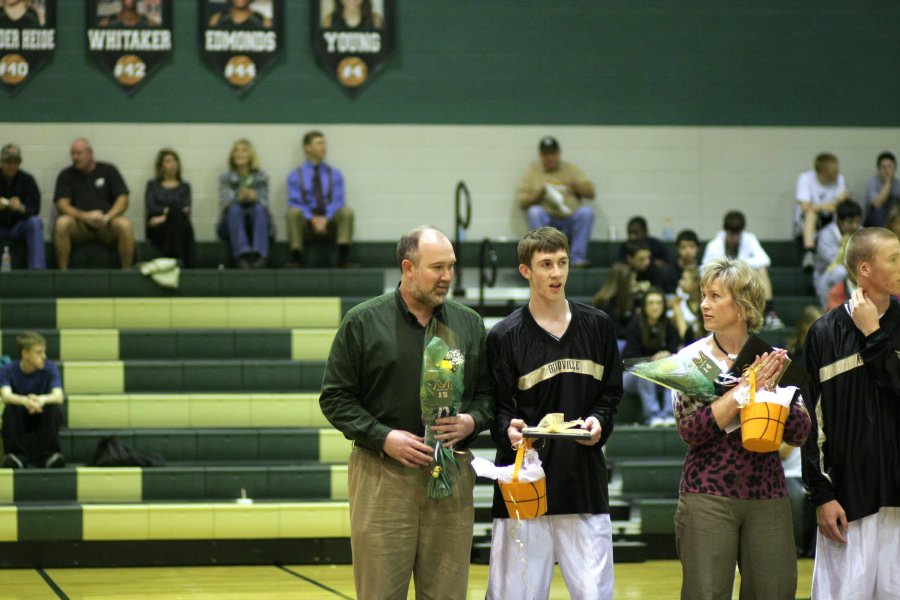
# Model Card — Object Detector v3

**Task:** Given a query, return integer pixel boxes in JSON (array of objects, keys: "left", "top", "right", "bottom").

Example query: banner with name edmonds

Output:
[
  {"left": 0, "top": 1, "right": 55, "bottom": 94},
  {"left": 201, "top": 0, "right": 283, "bottom": 95},
  {"left": 311, "top": 0, "right": 393, "bottom": 97},
  {"left": 86, "top": 0, "right": 173, "bottom": 94}
]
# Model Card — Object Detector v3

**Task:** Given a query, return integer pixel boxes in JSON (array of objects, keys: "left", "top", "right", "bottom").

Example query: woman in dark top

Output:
[
  {"left": 622, "top": 287, "right": 681, "bottom": 425},
  {"left": 144, "top": 148, "right": 196, "bottom": 268}
]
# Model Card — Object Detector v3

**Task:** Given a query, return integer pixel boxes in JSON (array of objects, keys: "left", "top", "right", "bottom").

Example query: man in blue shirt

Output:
[
  {"left": 285, "top": 131, "right": 356, "bottom": 267},
  {"left": 1, "top": 332, "right": 65, "bottom": 469}
]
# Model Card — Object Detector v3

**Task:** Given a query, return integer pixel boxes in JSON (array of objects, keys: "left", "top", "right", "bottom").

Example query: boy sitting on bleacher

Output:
[{"left": 1, "top": 332, "right": 65, "bottom": 469}]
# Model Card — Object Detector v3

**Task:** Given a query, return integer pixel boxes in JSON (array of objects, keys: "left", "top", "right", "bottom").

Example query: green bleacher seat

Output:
[
  {"left": 0, "top": 501, "right": 351, "bottom": 543},
  {"left": 0, "top": 297, "right": 343, "bottom": 329},
  {"left": 604, "top": 426, "right": 685, "bottom": 460},
  {"left": 59, "top": 428, "right": 348, "bottom": 464},
  {"left": 616, "top": 459, "right": 683, "bottom": 497},
  {"left": 1, "top": 328, "right": 337, "bottom": 361}
]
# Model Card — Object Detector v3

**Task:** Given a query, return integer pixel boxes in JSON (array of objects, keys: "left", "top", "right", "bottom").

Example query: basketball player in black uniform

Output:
[
  {"left": 802, "top": 227, "right": 900, "bottom": 599},
  {"left": 486, "top": 227, "right": 621, "bottom": 599}
]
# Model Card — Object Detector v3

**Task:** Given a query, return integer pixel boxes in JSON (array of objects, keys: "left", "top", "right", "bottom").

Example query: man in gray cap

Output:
[
  {"left": 0, "top": 143, "right": 45, "bottom": 269},
  {"left": 516, "top": 136, "right": 596, "bottom": 267}
]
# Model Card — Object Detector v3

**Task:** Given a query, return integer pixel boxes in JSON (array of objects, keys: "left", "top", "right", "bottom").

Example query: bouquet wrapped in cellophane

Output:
[
  {"left": 625, "top": 354, "right": 716, "bottom": 398},
  {"left": 420, "top": 335, "right": 465, "bottom": 499}
]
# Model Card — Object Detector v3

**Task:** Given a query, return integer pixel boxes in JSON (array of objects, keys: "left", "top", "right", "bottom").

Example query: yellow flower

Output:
[{"left": 439, "top": 360, "right": 453, "bottom": 371}]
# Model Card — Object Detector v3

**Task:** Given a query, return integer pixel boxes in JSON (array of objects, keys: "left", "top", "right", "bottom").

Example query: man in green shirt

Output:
[{"left": 320, "top": 226, "right": 493, "bottom": 600}]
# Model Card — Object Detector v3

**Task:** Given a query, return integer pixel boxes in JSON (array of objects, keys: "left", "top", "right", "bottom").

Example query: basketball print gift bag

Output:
[
  {"left": 498, "top": 439, "right": 547, "bottom": 520},
  {"left": 469, "top": 440, "right": 548, "bottom": 520}
]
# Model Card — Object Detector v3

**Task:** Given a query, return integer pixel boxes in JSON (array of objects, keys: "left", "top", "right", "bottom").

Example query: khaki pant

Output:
[
  {"left": 348, "top": 445, "right": 475, "bottom": 600},
  {"left": 675, "top": 492, "right": 796, "bottom": 600},
  {"left": 285, "top": 206, "right": 354, "bottom": 252}
]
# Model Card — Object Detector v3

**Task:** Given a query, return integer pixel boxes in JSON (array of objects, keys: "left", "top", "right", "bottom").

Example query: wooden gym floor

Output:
[{"left": 0, "top": 559, "right": 813, "bottom": 599}]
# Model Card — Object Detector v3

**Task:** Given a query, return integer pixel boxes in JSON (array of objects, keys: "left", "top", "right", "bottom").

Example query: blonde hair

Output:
[
  {"left": 791, "top": 305, "right": 822, "bottom": 350},
  {"left": 228, "top": 139, "right": 261, "bottom": 172},
  {"left": 845, "top": 227, "right": 899, "bottom": 284},
  {"left": 814, "top": 152, "right": 838, "bottom": 173},
  {"left": 700, "top": 258, "right": 766, "bottom": 332}
]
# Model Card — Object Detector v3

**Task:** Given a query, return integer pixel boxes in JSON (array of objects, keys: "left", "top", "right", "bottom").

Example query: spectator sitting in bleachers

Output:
[
  {"left": 814, "top": 199, "right": 862, "bottom": 308},
  {"left": 54, "top": 138, "right": 135, "bottom": 270},
  {"left": 795, "top": 152, "right": 849, "bottom": 272},
  {"left": 516, "top": 136, "right": 596, "bottom": 267},
  {"left": 217, "top": 139, "right": 271, "bottom": 269},
  {"left": 1, "top": 332, "right": 65, "bottom": 469},
  {"left": 618, "top": 215, "right": 673, "bottom": 274},
  {"left": 662, "top": 228, "right": 700, "bottom": 292},
  {"left": 145, "top": 148, "right": 196, "bottom": 268},
  {"left": 593, "top": 239, "right": 664, "bottom": 336},
  {"left": 0, "top": 143, "right": 45, "bottom": 269},
  {"left": 702, "top": 210, "right": 783, "bottom": 330},
  {"left": 285, "top": 131, "right": 356, "bottom": 268},
  {"left": 670, "top": 266, "right": 704, "bottom": 344},
  {"left": 622, "top": 288, "right": 680, "bottom": 426},
  {"left": 863, "top": 151, "right": 900, "bottom": 227}
]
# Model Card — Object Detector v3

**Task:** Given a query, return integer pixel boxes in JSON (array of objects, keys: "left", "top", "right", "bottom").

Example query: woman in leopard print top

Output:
[{"left": 673, "top": 258, "right": 811, "bottom": 600}]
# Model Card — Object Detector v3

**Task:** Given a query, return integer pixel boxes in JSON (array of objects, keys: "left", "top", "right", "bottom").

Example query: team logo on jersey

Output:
[{"left": 518, "top": 359, "right": 605, "bottom": 391}]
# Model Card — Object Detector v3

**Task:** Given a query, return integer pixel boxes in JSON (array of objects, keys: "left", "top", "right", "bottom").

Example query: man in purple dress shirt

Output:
[{"left": 285, "top": 131, "right": 356, "bottom": 267}]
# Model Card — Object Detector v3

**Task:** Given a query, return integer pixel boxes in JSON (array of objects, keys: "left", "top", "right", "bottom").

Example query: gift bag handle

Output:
[
  {"left": 744, "top": 366, "right": 758, "bottom": 405},
  {"left": 512, "top": 438, "right": 533, "bottom": 483}
]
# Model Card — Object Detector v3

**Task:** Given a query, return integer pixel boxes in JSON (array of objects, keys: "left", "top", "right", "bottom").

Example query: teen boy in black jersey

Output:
[
  {"left": 487, "top": 227, "right": 621, "bottom": 599},
  {"left": 802, "top": 227, "right": 900, "bottom": 599}
]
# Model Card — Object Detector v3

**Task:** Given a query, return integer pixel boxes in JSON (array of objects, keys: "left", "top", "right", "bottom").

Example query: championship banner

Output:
[
  {"left": 200, "top": 0, "right": 283, "bottom": 95},
  {"left": 86, "top": 0, "right": 173, "bottom": 94},
  {"left": 0, "top": 0, "right": 55, "bottom": 94},
  {"left": 311, "top": 0, "right": 394, "bottom": 96}
]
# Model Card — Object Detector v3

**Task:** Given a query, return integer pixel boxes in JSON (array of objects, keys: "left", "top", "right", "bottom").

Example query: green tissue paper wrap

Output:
[
  {"left": 420, "top": 335, "right": 465, "bottom": 499},
  {"left": 627, "top": 355, "right": 716, "bottom": 398}
]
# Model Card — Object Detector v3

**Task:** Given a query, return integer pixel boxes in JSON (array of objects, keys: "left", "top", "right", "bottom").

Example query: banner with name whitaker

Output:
[{"left": 86, "top": 0, "right": 173, "bottom": 94}]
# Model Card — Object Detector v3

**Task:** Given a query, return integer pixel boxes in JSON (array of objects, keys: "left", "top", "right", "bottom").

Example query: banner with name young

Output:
[
  {"left": 86, "top": 0, "right": 173, "bottom": 95},
  {"left": 311, "top": 0, "right": 393, "bottom": 97},
  {"left": 200, "top": 0, "right": 283, "bottom": 95},
  {"left": 0, "top": 0, "right": 56, "bottom": 94}
]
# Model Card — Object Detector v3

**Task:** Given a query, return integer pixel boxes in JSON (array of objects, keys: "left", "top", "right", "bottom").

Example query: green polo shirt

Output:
[{"left": 320, "top": 288, "right": 494, "bottom": 452}]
